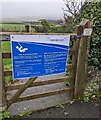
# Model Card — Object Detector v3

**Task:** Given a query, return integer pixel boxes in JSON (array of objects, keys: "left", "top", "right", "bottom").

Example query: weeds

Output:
[
  {"left": 0, "top": 111, "right": 11, "bottom": 120},
  {"left": 55, "top": 104, "right": 65, "bottom": 109}
]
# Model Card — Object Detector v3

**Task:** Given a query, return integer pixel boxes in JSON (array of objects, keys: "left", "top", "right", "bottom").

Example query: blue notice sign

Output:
[{"left": 10, "top": 35, "right": 70, "bottom": 79}]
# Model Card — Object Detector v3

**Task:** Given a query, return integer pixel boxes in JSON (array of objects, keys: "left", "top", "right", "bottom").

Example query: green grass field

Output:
[
  {"left": 0, "top": 23, "right": 35, "bottom": 32},
  {"left": 0, "top": 24, "right": 25, "bottom": 32}
]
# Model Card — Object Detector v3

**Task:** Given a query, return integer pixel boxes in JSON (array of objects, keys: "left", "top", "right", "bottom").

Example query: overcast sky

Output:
[{"left": 1, "top": 0, "right": 66, "bottom": 20}]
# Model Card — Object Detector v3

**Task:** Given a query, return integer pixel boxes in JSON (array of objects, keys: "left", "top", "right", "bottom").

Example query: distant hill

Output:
[
  {"left": 0, "top": 17, "right": 64, "bottom": 25},
  {"left": 0, "top": 16, "right": 64, "bottom": 25}
]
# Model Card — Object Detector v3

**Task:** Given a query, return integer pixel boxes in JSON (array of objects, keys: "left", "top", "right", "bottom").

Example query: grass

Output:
[
  {"left": 0, "top": 111, "right": 11, "bottom": 120},
  {"left": 0, "top": 23, "right": 25, "bottom": 32},
  {"left": 0, "top": 23, "right": 35, "bottom": 32},
  {"left": 2, "top": 41, "right": 12, "bottom": 71},
  {"left": 2, "top": 41, "right": 12, "bottom": 83},
  {"left": 1, "top": 41, "right": 11, "bottom": 52}
]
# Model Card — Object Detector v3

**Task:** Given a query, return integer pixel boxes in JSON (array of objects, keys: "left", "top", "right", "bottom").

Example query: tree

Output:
[
  {"left": 63, "top": 0, "right": 84, "bottom": 31},
  {"left": 63, "top": 1, "right": 101, "bottom": 69},
  {"left": 75, "top": 2, "right": 101, "bottom": 69},
  {"left": 40, "top": 19, "right": 50, "bottom": 33}
]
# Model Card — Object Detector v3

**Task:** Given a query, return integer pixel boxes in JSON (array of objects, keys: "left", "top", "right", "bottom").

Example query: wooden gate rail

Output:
[
  {"left": 6, "top": 76, "right": 72, "bottom": 91},
  {"left": 11, "top": 88, "right": 71, "bottom": 103},
  {"left": 0, "top": 32, "right": 77, "bottom": 35}
]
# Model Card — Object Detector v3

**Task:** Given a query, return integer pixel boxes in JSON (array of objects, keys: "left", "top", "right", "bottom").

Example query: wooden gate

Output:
[{"left": 0, "top": 19, "right": 92, "bottom": 112}]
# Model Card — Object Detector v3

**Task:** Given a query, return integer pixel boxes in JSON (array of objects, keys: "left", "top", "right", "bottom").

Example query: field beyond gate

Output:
[{"left": 0, "top": 19, "right": 92, "bottom": 114}]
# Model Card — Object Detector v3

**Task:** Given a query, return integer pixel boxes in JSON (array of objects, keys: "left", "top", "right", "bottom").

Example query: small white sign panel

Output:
[{"left": 83, "top": 28, "right": 92, "bottom": 36}]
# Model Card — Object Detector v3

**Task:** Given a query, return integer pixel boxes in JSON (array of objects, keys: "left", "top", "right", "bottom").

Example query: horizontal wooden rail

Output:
[
  {"left": 2, "top": 49, "right": 75, "bottom": 59},
  {"left": 4, "top": 71, "right": 12, "bottom": 76},
  {"left": 7, "top": 88, "right": 71, "bottom": 103},
  {"left": 2, "top": 52, "right": 11, "bottom": 58},
  {"left": 66, "top": 64, "right": 73, "bottom": 69},
  {"left": 0, "top": 32, "right": 77, "bottom": 36},
  {"left": 0, "top": 32, "right": 77, "bottom": 41},
  {"left": 4, "top": 64, "right": 73, "bottom": 77},
  {"left": 6, "top": 76, "right": 72, "bottom": 91}
]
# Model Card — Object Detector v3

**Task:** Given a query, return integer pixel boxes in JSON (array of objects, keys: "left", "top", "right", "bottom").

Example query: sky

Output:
[{"left": 0, "top": 0, "right": 66, "bottom": 20}]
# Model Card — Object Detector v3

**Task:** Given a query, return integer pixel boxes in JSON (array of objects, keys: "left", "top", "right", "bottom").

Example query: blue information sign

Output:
[{"left": 10, "top": 35, "right": 70, "bottom": 79}]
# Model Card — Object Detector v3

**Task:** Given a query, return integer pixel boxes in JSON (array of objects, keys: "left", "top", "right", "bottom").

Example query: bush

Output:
[{"left": 75, "top": 2, "right": 101, "bottom": 69}]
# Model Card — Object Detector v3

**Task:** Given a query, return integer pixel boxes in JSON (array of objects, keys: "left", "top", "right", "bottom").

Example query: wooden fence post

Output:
[
  {"left": 25, "top": 24, "right": 31, "bottom": 33},
  {"left": 74, "top": 19, "right": 92, "bottom": 99},
  {"left": 71, "top": 25, "right": 84, "bottom": 98},
  {"left": 0, "top": 41, "right": 7, "bottom": 112}
]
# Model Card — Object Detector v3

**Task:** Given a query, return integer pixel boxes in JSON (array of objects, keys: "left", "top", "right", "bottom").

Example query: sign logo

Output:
[{"left": 16, "top": 42, "right": 28, "bottom": 53}]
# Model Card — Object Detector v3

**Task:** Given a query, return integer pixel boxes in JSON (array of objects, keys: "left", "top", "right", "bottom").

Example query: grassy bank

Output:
[
  {"left": 0, "top": 23, "right": 36, "bottom": 32},
  {"left": 2, "top": 41, "right": 12, "bottom": 70},
  {"left": 0, "top": 23, "right": 25, "bottom": 32}
]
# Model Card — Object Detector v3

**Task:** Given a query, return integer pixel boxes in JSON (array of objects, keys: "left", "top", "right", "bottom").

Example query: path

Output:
[{"left": 11, "top": 100, "right": 100, "bottom": 119}]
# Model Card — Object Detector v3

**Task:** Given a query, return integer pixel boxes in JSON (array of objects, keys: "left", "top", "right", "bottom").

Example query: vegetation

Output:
[
  {"left": 0, "top": 23, "right": 36, "bottom": 32},
  {"left": 40, "top": 19, "right": 50, "bottom": 33},
  {"left": 2, "top": 41, "right": 11, "bottom": 71},
  {"left": 0, "top": 111, "right": 11, "bottom": 120},
  {"left": 63, "top": 1, "right": 101, "bottom": 69},
  {"left": 1, "top": 41, "right": 12, "bottom": 83},
  {"left": 0, "top": 24, "right": 25, "bottom": 32},
  {"left": 55, "top": 104, "right": 65, "bottom": 109},
  {"left": 63, "top": 0, "right": 83, "bottom": 32},
  {"left": 75, "top": 2, "right": 101, "bottom": 69}
]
